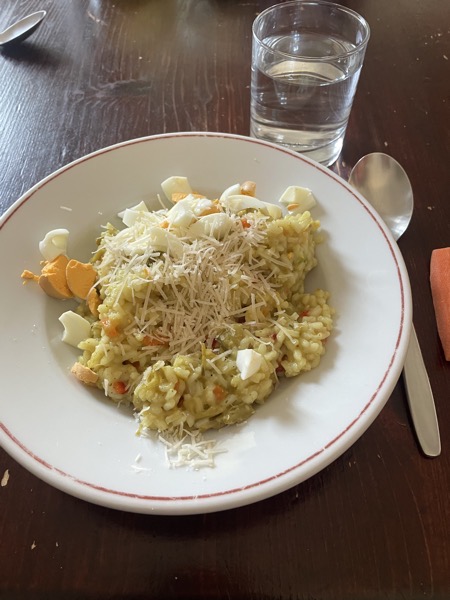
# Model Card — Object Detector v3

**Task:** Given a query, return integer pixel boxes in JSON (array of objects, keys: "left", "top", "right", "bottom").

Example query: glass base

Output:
[{"left": 250, "top": 122, "right": 344, "bottom": 167}]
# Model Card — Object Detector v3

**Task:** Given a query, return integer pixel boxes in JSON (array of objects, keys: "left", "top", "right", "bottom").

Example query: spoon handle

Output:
[{"left": 403, "top": 326, "right": 441, "bottom": 457}]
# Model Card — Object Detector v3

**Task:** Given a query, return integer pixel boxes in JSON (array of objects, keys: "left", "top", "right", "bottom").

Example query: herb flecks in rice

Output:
[{"left": 77, "top": 192, "right": 333, "bottom": 433}]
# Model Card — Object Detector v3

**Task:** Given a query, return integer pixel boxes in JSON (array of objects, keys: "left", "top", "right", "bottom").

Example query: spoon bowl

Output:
[
  {"left": 349, "top": 152, "right": 414, "bottom": 241},
  {"left": 0, "top": 10, "right": 46, "bottom": 47}
]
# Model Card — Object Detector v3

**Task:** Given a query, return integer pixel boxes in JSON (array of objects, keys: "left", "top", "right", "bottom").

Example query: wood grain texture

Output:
[{"left": 1, "top": 1, "right": 449, "bottom": 598}]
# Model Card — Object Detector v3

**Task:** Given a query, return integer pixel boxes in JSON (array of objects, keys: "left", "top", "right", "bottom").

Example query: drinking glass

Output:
[{"left": 250, "top": 1, "right": 370, "bottom": 166}]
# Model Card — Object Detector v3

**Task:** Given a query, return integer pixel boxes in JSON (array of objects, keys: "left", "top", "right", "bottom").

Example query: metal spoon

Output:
[
  {"left": 349, "top": 152, "right": 441, "bottom": 457},
  {"left": 0, "top": 10, "right": 46, "bottom": 47}
]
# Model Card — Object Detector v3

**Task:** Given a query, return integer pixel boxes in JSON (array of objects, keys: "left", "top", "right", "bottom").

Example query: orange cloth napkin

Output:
[{"left": 430, "top": 247, "right": 450, "bottom": 360}]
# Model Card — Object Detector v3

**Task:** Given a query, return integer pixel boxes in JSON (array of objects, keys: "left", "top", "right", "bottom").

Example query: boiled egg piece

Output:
[
  {"left": 219, "top": 183, "right": 241, "bottom": 203},
  {"left": 278, "top": 186, "right": 317, "bottom": 213},
  {"left": 236, "top": 349, "right": 264, "bottom": 380},
  {"left": 166, "top": 196, "right": 216, "bottom": 229},
  {"left": 225, "top": 195, "right": 282, "bottom": 220},
  {"left": 39, "top": 228, "right": 69, "bottom": 262},
  {"left": 187, "top": 213, "right": 233, "bottom": 240},
  {"left": 118, "top": 201, "right": 149, "bottom": 227},
  {"left": 146, "top": 226, "right": 184, "bottom": 258},
  {"left": 166, "top": 198, "right": 196, "bottom": 229},
  {"left": 161, "top": 176, "right": 192, "bottom": 202},
  {"left": 59, "top": 310, "right": 91, "bottom": 348}
]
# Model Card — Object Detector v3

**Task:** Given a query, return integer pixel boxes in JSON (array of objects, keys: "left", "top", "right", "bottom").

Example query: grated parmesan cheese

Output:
[
  {"left": 95, "top": 203, "right": 280, "bottom": 359},
  {"left": 158, "top": 427, "right": 226, "bottom": 469}
]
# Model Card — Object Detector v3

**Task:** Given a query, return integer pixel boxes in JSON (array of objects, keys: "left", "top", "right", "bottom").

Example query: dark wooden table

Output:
[{"left": 1, "top": 1, "right": 449, "bottom": 598}]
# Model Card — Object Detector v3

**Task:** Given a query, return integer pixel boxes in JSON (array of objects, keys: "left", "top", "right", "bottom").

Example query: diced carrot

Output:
[
  {"left": 241, "top": 218, "right": 251, "bottom": 229},
  {"left": 142, "top": 335, "right": 169, "bottom": 346},
  {"left": 213, "top": 385, "right": 226, "bottom": 402},
  {"left": 112, "top": 381, "right": 127, "bottom": 394},
  {"left": 101, "top": 318, "right": 119, "bottom": 338},
  {"left": 430, "top": 247, "right": 450, "bottom": 360}
]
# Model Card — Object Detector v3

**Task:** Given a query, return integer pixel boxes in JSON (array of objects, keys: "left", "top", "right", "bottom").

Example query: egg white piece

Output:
[
  {"left": 219, "top": 183, "right": 241, "bottom": 203},
  {"left": 166, "top": 196, "right": 201, "bottom": 229},
  {"left": 58, "top": 311, "right": 91, "bottom": 348},
  {"left": 187, "top": 213, "right": 233, "bottom": 240},
  {"left": 118, "top": 201, "right": 149, "bottom": 227},
  {"left": 39, "top": 228, "right": 70, "bottom": 261},
  {"left": 278, "top": 186, "right": 317, "bottom": 213},
  {"left": 236, "top": 349, "right": 264, "bottom": 380},
  {"left": 225, "top": 195, "right": 282, "bottom": 220},
  {"left": 145, "top": 226, "right": 184, "bottom": 257},
  {"left": 161, "top": 176, "right": 192, "bottom": 201}
]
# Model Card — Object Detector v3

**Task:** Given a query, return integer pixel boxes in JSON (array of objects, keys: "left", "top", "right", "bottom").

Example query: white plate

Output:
[{"left": 0, "top": 133, "right": 411, "bottom": 515}]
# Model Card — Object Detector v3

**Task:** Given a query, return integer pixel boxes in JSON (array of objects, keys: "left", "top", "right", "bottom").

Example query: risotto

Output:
[{"left": 72, "top": 179, "right": 333, "bottom": 434}]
